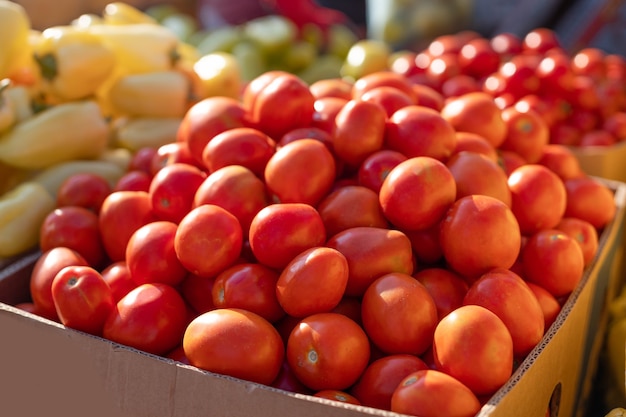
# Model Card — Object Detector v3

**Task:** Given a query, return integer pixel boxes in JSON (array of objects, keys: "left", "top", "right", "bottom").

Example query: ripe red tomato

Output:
[
  {"left": 103, "top": 283, "right": 189, "bottom": 355},
  {"left": 579, "top": 129, "right": 616, "bottom": 147},
  {"left": 278, "top": 126, "right": 334, "bottom": 149},
  {"left": 432, "top": 304, "right": 514, "bottom": 396},
  {"left": 571, "top": 47, "right": 607, "bottom": 81},
  {"left": 113, "top": 170, "right": 152, "bottom": 192},
  {"left": 458, "top": 37, "right": 500, "bottom": 79},
  {"left": 563, "top": 177, "right": 617, "bottom": 231},
  {"left": 500, "top": 106, "right": 549, "bottom": 163},
  {"left": 414, "top": 267, "right": 469, "bottom": 320},
  {"left": 129, "top": 147, "right": 158, "bottom": 175},
  {"left": 356, "top": 149, "right": 407, "bottom": 193},
  {"left": 56, "top": 173, "right": 112, "bottom": 214},
  {"left": 440, "top": 74, "right": 482, "bottom": 98},
  {"left": 100, "top": 261, "right": 136, "bottom": 302},
  {"left": 359, "top": 86, "right": 415, "bottom": 118},
  {"left": 498, "top": 149, "right": 527, "bottom": 176},
  {"left": 183, "top": 308, "right": 284, "bottom": 385},
  {"left": 452, "top": 131, "right": 499, "bottom": 162},
  {"left": 51, "top": 265, "right": 115, "bottom": 335},
  {"left": 179, "top": 273, "right": 215, "bottom": 315},
  {"left": 404, "top": 225, "right": 444, "bottom": 266},
  {"left": 411, "top": 83, "right": 445, "bottom": 111},
  {"left": 271, "top": 359, "right": 312, "bottom": 394},
  {"left": 535, "top": 53, "right": 575, "bottom": 96},
  {"left": 526, "top": 282, "right": 561, "bottom": 330},
  {"left": 309, "top": 78, "right": 353, "bottom": 100},
  {"left": 313, "top": 390, "right": 361, "bottom": 405},
  {"left": 522, "top": 28, "right": 562, "bottom": 54},
  {"left": 150, "top": 142, "right": 204, "bottom": 176},
  {"left": 351, "top": 71, "right": 417, "bottom": 103},
  {"left": 286, "top": 312, "right": 370, "bottom": 391},
  {"left": 555, "top": 217, "right": 599, "bottom": 267},
  {"left": 536, "top": 144, "right": 585, "bottom": 180},
  {"left": 310, "top": 96, "right": 348, "bottom": 134},
  {"left": 148, "top": 162, "right": 206, "bottom": 224},
  {"left": 490, "top": 32, "right": 523, "bottom": 58},
  {"left": 174, "top": 204, "right": 243, "bottom": 278}
]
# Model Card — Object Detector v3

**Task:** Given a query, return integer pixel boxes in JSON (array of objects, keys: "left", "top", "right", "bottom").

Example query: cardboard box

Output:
[
  {"left": 1, "top": 180, "right": 625, "bottom": 417},
  {"left": 570, "top": 142, "right": 626, "bottom": 184}
]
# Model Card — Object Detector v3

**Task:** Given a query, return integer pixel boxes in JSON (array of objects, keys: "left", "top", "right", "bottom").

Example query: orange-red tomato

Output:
[
  {"left": 179, "top": 272, "right": 215, "bottom": 315},
  {"left": 451, "top": 131, "right": 499, "bottom": 162},
  {"left": 555, "top": 217, "right": 599, "bottom": 267},
  {"left": 411, "top": 83, "right": 445, "bottom": 111},
  {"left": 310, "top": 96, "right": 348, "bottom": 134},
  {"left": 356, "top": 149, "right": 408, "bottom": 193},
  {"left": 56, "top": 173, "right": 112, "bottom": 214},
  {"left": 526, "top": 282, "right": 561, "bottom": 330},
  {"left": 351, "top": 71, "right": 417, "bottom": 103},
  {"left": 359, "top": 85, "right": 415, "bottom": 118},
  {"left": 563, "top": 176, "right": 617, "bottom": 230},
  {"left": 500, "top": 106, "right": 549, "bottom": 164},
  {"left": 148, "top": 162, "right": 206, "bottom": 224},
  {"left": 113, "top": 170, "right": 152, "bottom": 193},
  {"left": 458, "top": 37, "right": 500, "bottom": 79},
  {"left": 313, "top": 390, "right": 361, "bottom": 405},
  {"left": 309, "top": 77, "right": 353, "bottom": 100},
  {"left": 536, "top": 144, "right": 584, "bottom": 180},
  {"left": 414, "top": 268, "right": 469, "bottom": 320},
  {"left": 150, "top": 142, "right": 204, "bottom": 175},
  {"left": 100, "top": 261, "right": 136, "bottom": 302}
]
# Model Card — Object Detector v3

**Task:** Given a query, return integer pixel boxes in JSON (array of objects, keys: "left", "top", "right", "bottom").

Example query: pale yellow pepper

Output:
[
  {"left": 0, "top": 1, "right": 31, "bottom": 81},
  {"left": 102, "top": 2, "right": 159, "bottom": 26}
]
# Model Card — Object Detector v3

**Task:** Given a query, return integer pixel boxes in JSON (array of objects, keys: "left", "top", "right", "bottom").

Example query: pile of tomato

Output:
[{"left": 17, "top": 27, "right": 623, "bottom": 417}]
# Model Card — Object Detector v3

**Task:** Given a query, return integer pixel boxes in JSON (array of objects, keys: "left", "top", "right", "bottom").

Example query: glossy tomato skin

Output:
[
  {"left": 309, "top": 78, "right": 353, "bottom": 100},
  {"left": 526, "top": 282, "right": 561, "bottom": 330},
  {"left": 51, "top": 265, "right": 115, "bottom": 335},
  {"left": 556, "top": 217, "right": 599, "bottom": 266},
  {"left": 500, "top": 106, "right": 549, "bottom": 164},
  {"left": 148, "top": 163, "right": 207, "bottom": 224},
  {"left": 103, "top": 283, "right": 189, "bottom": 356},
  {"left": 114, "top": 170, "right": 152, "bottom": 193},
  {"left": 286, "top": 312, "right": 370, "bottom": 391},
  {"left": 179, "top": 273, "right": 215, "bottom": 315},
  {"left": 183, "top": 308, "right": 284, "bottom": 385},
  {"left": 357, "top": 149, "right": 408, "bottom": 193},
  {"left": 56, "top": 173, "right": 112, "bottom": 214},
  {"left": 414, "top": 268, "right": 469, "bottom": 320},
  {"left": 351, "top": 71, "right": 417, "bottom": 103},
  {"left": 100, "top": 261, "right": 137, "bottom": 302},
  {"left": 326, "top": 227, "right": 414, "bottom": 297},
  {"left": 150, "top": 142, "right": 204, "bottom": 176},
  {"left": 563, "top": 176, "right": 617, "bottom": 230},
  {"left": 311, "top": 96, "right": 348, "bottom": 134},
  {"left": 536, "top": 144, "right": 585, "bottom": 181},
  {"left": 359, "top": 86, "right": 415, "bottom": 118}
]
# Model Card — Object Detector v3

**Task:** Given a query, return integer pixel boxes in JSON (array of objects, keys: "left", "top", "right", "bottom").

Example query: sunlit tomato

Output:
[
  {"left": 522, "top": 229, "right": 585, "bottom": 297},
  {"left": 439, "top": 195, "right": 521, "bottom": 282},
  {"left": 193, "top": 165, "right": 269, "bottom": 235},
  {"left": 411, "top": 83, "right": 445, "bottom": 111},
  {"left": 278, "top": 126, "right": 334, "bottom": 149},
  {"left": 563, "top": 176, "right": 616, "bottom": 230},
  {"left": 441, "top": 92, "right": 508, "bottom": 148},
  {"left": 452, "top": 132, "right": 499, "bottom": 162},
  {"left": 414, "top": 268, "right": 469, "bottom": 320},
  {"left": 326, "top": 227, "right": 414, "bottom": 297},
  {"left": 148, "top": 163, "right": 206, "bottom": 224},
  {"left": 379, "top": 157, "right": 456, "bottom": 231},
  {"left": 385, "top": 105, "right": 457, "bottom": 161},
  {"left": 424, "top": 53, "right": 462, "bottom": 89},
  {"left": 526, "top": 282, "right": 561, "bottom": 330},
  {"left": 536, "top": 144, "right": 585, "bottom": 180},
  {"left": 389, "top": 50, "right": 421, "bottom": 78},
  {"left": 313, "top": 390, "right": 361, "bottom": 405},
  {"left": 179, "top": 272, "right": 215, "bottom": 315},
  {"left": 100, "top": 261, "right": 136, "bottom": 302},
  {"left": 352, "top": 71, "right": 417, "bottom": 102},
  {"left": 201, "top": 127, "right": 276, "bottom": 177},
  {"left": 286, "top": 312, "right": 370, "bottom": 391},
  {"left": 176, "top": 96, "right": 249, "bottom": 164},
  {"left": 440, "top": 74, "right": 482, "bottom": 98},
  {"left": 535, "top": 53, "right": 575, "bottom": 96},
  {"left": 174, "top": 204, "right": 243, "bottom": 278},
  {"left": 333, "top": 99, "right": 387, "bottom": 168},
  {"left": 309, "top": 77, "right": 353, "bottom": 100},
  {"left": 446, "top": 151, "right": 512, "bottom": 206},
  {"left": 391, "top": 369, "right": 481, "bottom": 417},
  {"left": 113, "top": 170, "right": 152, "bottom": 192},
  {"left": 40, "top": 206, "right": 106, "bottom": 268},
  {"left": 490, "top": 32, "right": 523, "bottom": 58},
  {"left": 317, "top": 185, "right": 389, "bottom": 238},
  {"left": 432, "top": 304, "right": 514, "bottom": 396},
  {"left": 359, "top": 86, "right": 415, "bottom": 118},
  {"left": 404, "top": 225, "right": 444, "bottom": 266},
  {"left": 500, "top": 106, "right": 549, "bottom": 163},
  {"left": 311, "top": 96, "right": 348, "bottom": 134},
  {"left": 151, "top": 142, "right": 204, "bottom": 175},
  {"left": 523, "top": 28, "right": 562, "bottom": 54},
  {"left": 264, "top": 138, "right": 336, "bottom": 206},
  {"left": 212, "top": 263, "right": 284, "bottom": 322},
  {"left": 103, "top": 283, "right": 188, "bottom": 355},
  {"left": 458, "top": 37, "right": 500, "bottom": 79},
  {"left": 51, "top": 265, "right": 114, "bottom": 335},
  {"left": 129, "top": 147, "right": 158, "bottom": 175},
  {"left": 571, "top": 47, "right": 607, "bottom": 81},
  {"left": 184, "top": 308, "right": 284, "bottom": 384},
  {"left": 357, "top": 149, "right": 407, "bottom": 193},
  {"left": 361, "top": 272, "right": 438, "bottom": 355},
  {"left": 579, "top": 129, "right": 617, "bottom": 147},
  {"left": 249, "top": 203, "right": 326, "bottom": 270},
  {"left": 483, "top": 55, "right": 540, "bottom": 101},
  {"left": 271, "top": 359, "right": 312, "bottom": 394},
  {"left": 515, "top": 94, "right": 560, "bottom": 127},
  {"left": 507, "top": 164, "right": 567, "bottom": 235},
  {"left": 99, "top": 191, "right": 158, "bottom": 262},
  {"left": 56, "top": 173, "right": 112, "bottom": 214}
]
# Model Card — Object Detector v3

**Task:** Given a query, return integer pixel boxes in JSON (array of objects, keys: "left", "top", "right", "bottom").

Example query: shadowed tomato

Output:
[
  {"left": 579, "top": 129, "right": 616, "bottom": 147},
  {"left": 129, "top": 147, "right": 158, "bottom": 175},
  {"left": 497, "top": 149, "right": 527, "bottom": 176},
  {"left": 114, "top": 170, "right": 152, "bottom": 192},
  {"left": 458, "top": 37, "right": 500, "bottom": 79},
  {"left": 359, "top": 86, "right": 415, "bottom": 118},
  {"left": 452, "top": 132, "right": 499, "bottom": 162},
  {"left": 411, "top": 83, "right": 445, "bottom": 111},
  {"left": 414, "top": 268, "right": 469, "bottom": 320},
  {"left": 56, "top": 173, "right": 112, "bottom": 214},
  {"left": 352, "top": 71, "right": 417, "bottom": 103},
  {"left": 440, "top": 74, "right": 482, "bottom": 98},
  {"left": 179, "top": 273, "right": 215, "bottom": 315},
  {"left": 556, "top": 217, "right": 599, "bottom": 266},
  {"left": 404, "top": 225, "right": 444, "bottom": 266},
  {"left": 536, "top": 144, "right": 584, "bottom": 180},
  {"left": 313, "top": 390, "right": 361, "bottom": 405},
  {"left": 309, "top": 78, "right": 353, "bottom": 100},
  {"left": 278, "top": 126, "right": 334, "bottom": 149},
  {"left": 357, "top": 149, "right": 408, "bottom": 193},
  {"left": 148, "top": 163, "right": 207, "bottom": 224},
  {"left": 311, "top": 96, "right": 348, "bottom": 134},
  {"left": 571, "top": 47, "right": 607, "bottom": 81},
  {"left": 526, "top": 282, "right": 561, "bottom": 330},
  {"left": 271, "top": 359, "right": 312, "bottom": 394},
  {"left": 500, "top": 106, "right": 549, "bottom": 163},
  {"left": 150, "top": 142, "right": 204, "bottom": 175},
  {"left": 100, "top": 261, "right": 136, "bottom": 302}
]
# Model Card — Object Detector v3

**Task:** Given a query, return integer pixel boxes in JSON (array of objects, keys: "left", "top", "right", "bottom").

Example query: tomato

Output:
[
  {"left": 165, "top": 344, "right": 191, "bottom": 365},
  {"left": 385, "top": 105, "right": 457, "bottom": 161},
  {"left": 483, "top": 56, "right": 540, "bottom": 101},
  {"left": 535, "top": 53, "right": 575, "bottom": 96},
  {"left": 331, "top": 296, "right": 363, "bottom": 325},
  {"left": 317, "top": 185, "right": 389, "bottom": 238},
  {"left": 569, "top": 76, "right": 601, "bottom": 111},
  {"left": 603, "top": 112, "right": 626, "bottom": 141},
  {"left": 556, "top": 217, "right": 599, "bottom": 266},
  {"left": 129, "top": 147, "right": 159, "bottom": 175},
  {"left": 389, "top": 51, "right": 421, "bottom": 78},
  {"left": 379, "top": 156, "right": 456, "bottom": 231},
  {"left": 125, "top": 221, "right": 188, "bottom": 286},
  {"left": 432, "top": 304, "right": 514, "bottom": 396},
  {"left": 103, "top": 283, "right": 189, "bottom": 356},
  {"left": 440, "top": 74, "right": 482, "bottom": 98},
  {"left": 490, "top": 32, "right": 523, "bottom": 58},
  {"left": 333, "top": 99, "right": 387, "bottom": 168},
  {"left": 100, "top": 261, "right": 136, "bottom": 302},
  {"left": 446, "top": 151, "right": 512, "bottom": 206},
  {"left": 522, "top": 28, "right": 562, "bottom": 54},
  {"left": 309, "top": 78, "right": 353, "bottom": 100},
  {"left": 356, "top": 149, "right": 407, "bottom": 193},
  {"left": 525, "top": 282, "right": 561, "bottom": 330},
  {"left": 212, "top": 263, "right": 284, "bottom": 323},
  {"left": 271, "top": 359, "right": 312, "bottom": 394},
  {"left": 278, "top": 126, "right": 334, "bottom": 149},
  {"left": 276, "top": 247, "right": 349, "bottom": 318},
  {"left": 359, "top": 86, "right": 415, "bottom": 118},
  {"left": 193, "top": 165, "right": 269, "bottom": 235},
  {"left": 51, "top": 265, "right": 114, "bottom": 335},
  {"left": 411, "top": 83, "right": 445, "bottom": 111},
  {"left": 248, "top": 203, "right": 326, "bottom": 270},
  {"left": 463, "top": 268, "right": 545, "bottom": 358},
  {"left": 40, "top": 206, "right": 106, "bottom": 268},
  {"left": 458, "top": 37, "right": 500, "bottom": 79},
  {"left": 201, "top": 127, "right": 276, "bottom": 177},
  {"left": 424, "top": 53, "right": 462, "bottom": 90},
  {"left": 311, "top": 96, "right": 348, "bottom": 134},
  {"left": 176, "top": 96, "right": 249, "bottom": 164},
  {"left": 313, "top": 390, "right": 361, "bottom": 405},
  {"left": 414, "top": 268, "right": 469, "bottom": 320},
  {"left": 174, "top": 204, "right": 243, "bottom": 278},
  {"left": 391, "top": 369, "right": 481, "bottom": 417},
  {"left": 404, "top": 225, "right": 444, "bottom": 266},
  {"left": 150, "top": 142, "right": 204, "bottom": 175},
  {"left": 536, "top": 144, "right": 584, "bottom": 180},
  {"left": 522, "top": 229, "right": 585, "bottom": 297},
  {"left": 286, "top": 312, "right": 370, "bottom": 391},
  {"left": 30, "top": 247, "right": 89, "bottom": 321},
  {"left": 351, "top": 71, "right": 417, "bottom": 103},
  {"left": 361, "top": 272, "right": 437, "bottom": 355},
  {"left": 439, "top": 195, "right": 521, "bottom": 282},
  {"left": 99, "top": 191, "right": 158, "bottom": 262},
  {"left": 579, "top": 129, "right": 617, "bottom": 147},
  {"left": 507, "top": 164, "right": 567, "bottom": 235},
  {"left": 326, "top": 227, "right": 414, "bottom": 297},
  {"left": 497, "top": 149, "right": 527, "bottom": 176},
  {"left": 452, "top": 132, "right": 499, "bottom": 162},
  {"left": 184, "top": 308, "right": 284, "bottom": 384},
  {"left": 56, "top": 173, "right": 112, "bottom": 214},
  {"left": 148, "top": 163, "right": 206, "bottom": 224},
  {"left": 113, "top": 170, "right": 152, "bottom": 193},
  {"left": 264, "top": 138, "right": 336, "bottom": 206},
  {"left": 179, "top": 272, "right": 215, "bottom": 315},
  {"left": 500, "top": 106, "right": 549, "bottom": 163}
]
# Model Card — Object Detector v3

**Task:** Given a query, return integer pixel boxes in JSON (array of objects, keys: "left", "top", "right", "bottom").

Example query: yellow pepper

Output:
[
  {"left": 0, "top": 1, "right": 31, "bottom": 81},
  {"left": 0, "top": 79, "right": 16, "bottom": 134},
  {"left": 0, "top": 100, "right": 110, "bottom": 170},
  {"left": 33, "top": 25, "right": 117, "bottom": 102},
  {"left": 102, "top": 2, "right": 159, "bottom": 26},
  {"left": 0, "top": 181, "right": 55, "bottom": 258},
  {"left": 113, "top": 116, "right": 183, "bottom": 151}
]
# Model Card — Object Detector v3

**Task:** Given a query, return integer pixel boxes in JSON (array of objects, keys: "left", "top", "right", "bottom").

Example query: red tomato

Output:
[
  {"left": 311, "top": 96, "right": 348, "bottom": 134},
  {"left": 424, "top": 53, "right": 462, "bottom": 89},
  {"left": 271, "top": 359, "right": 312, "bottom": 394},
  {"left": 56, "top": 173, "right": 112, "bottom": 214},
  {"left": 165, "top": 344, "right": 191, "bottom": 365},
  {"left": 556, "top": 217, "right": 599, "bottom": 267},
  {"left": 276, "top": 247, "right": 349, "bottom": 318},
  {"left": 174, "top": 204, "right": 243, "bottom": 278},
  {"left": 452, "top": 131, "right": 499, "bottom": 162},
  {"left": 361, "top": 272, "right": 438, "bottom": 355},
  {"left": 602, "top": 112, "right": 626, "bottom": 140},
  {"left": 201, "top": 127, "right": 276, "bottom": 177},
  {"left": 113, "top": 170, "right": 152, "bottom": 192},
  {"left": 391, "top": 369, "right": 481, "bottom": 417},
  {"left": 264, "top": 138, "right": 336, "bottom": 206},
  {"left": 522, "top": 229, "right": 585, "bottom": 297},
  {"left": 536, "top": 144, "right": 585, "bottom": 180},
  {"left": 414, "top": 268, "right": 469, "bottom": 320},
  {"left": 432, "top": 305, "right": 514, "bottom": 396},
  {"left": 579, "top": 129, "right": 617, "bottom": 147},
  {"left": 526, "top": 282, "right": 561, "bottom": 330},
  {"left": 440, "top": 74, "right": 482, "bottom": 98},
  {"left": 404, "top": 225, "right": 444, "bottom": 266},
  {"left": 458, "top": 37, "right": 500, "bottom": 79},
  {"left": 439, "top": 195, "right": 521, "bottom": 281},
  {"left": 148, "top": 163, "right": 206, "bottom": 224},
  {"left": 125, "top": 221, "right": 188, "bottom": 286},
  {"left": 150, "top": 142, "right": 204, "bottom": 175},
  {"left": 183, "top": 308, "right": 284, "bottom": 385},
  {"left": 99, "top": 191, "right": 158, "bottom": 262},
  {"left": 100, "top": 261, "right": 136, "bottom": 302},
  {"left": 29, "top": 247, "right": 89, "bottom": 321},
  {"left": 359, "top": 86, "right": 415, "bottom": 118},
  {"left": 51, "top": 265, "right": 114, "bottom": 335},
  {"left": 535, "top": 53, "right": 575, "bottom": 96},
  {"left": 379, "top": 156, "right": 456, "bottom": 231},
  {"left": 490, "top": 32, "right": 523, "bottom": 58},
  {"left": 248, "top": 203, "right": 326, "bottom": 270},
  {"left": 351, "top": 71, "right": 417, "bottom": 103},
  {"left": 411, "top": 83, "right": 445, "bottom": 111},
  {"left": 357, "top": 149, "right": 408, "bottom": 193},
  {"left": 103, "top": 283, "right": 189, "bottom": 355},
  {"left": 507, "top": 164, "right": 567, "bottom": 235},
  {"left": 309, "top": 78, "right": 353, "bottom": 100},
  {"left": 571, "top": 47, "right": 607, "bottom": 81},
  {"left": 498, "top": 149, "right": 527, "bottom": 176},
  {"left": 313, "top": 390, "right": 361, "bottom": 405},
  {"left": 389, "top": 51, "right": 421, "bottom": 79},
  {"left": 286, "top": 312, "right": 370, "bottom": 391},
  {"left": 483, "top": 56, "right": 540, "bottom": 101},
  {"left": 331, "top": 296, "right": 363, "bottom": 325},
  {"left": 278, "top": 126, "right": 334, "bottom": 149},
  {"left": 40, "top": 206, "right": 106, "bottom": 268},
  {"left": 500, "top": 106, "right": 549, "bottom": 163},
  {"left": 523, "top": 28, "right": 562, "bottom": 54},
  {"left": 326, "top": 227, "right": 414, "bottom": 297},
  {"left": 212, "top": 263, "right": 284, "bottom": 323},
  {"left": 129, "top": 147, "right": 158, "bottom": 175},
  {"left": 179, "top": 273, "right": 215, "bottom": 315}
]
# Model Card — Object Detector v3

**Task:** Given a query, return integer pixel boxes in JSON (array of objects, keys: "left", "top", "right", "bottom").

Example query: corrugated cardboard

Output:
[
  {"left": 0, "top": 180, "right": 624, "bottom": 417},
  {"left": 570, "top": 142, "right": 626, "bottom": 184}
]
